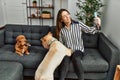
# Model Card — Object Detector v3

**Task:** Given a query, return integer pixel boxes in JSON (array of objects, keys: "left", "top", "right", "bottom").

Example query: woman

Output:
[{"left": 55, "top": 9, "right": 101, "bottom": 80}]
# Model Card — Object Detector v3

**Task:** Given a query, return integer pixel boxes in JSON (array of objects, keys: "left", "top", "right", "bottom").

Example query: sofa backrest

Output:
[
  {"left": 4, "top": 24, "right": 50, "bottom": 46},
  {"left": 4, "top": 24, "right": 99, "bottom": 48},
  {"left": 82, "top": 32, "right": 99, "bottom": 48}
]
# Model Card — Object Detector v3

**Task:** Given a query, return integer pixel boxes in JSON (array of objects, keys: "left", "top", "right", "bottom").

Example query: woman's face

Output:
[{"left": 61, "top": 11, "right": 71, "bottom": 24}]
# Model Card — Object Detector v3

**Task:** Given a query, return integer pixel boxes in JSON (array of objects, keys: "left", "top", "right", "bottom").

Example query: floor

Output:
[
  {"left": 24, "top": 76, "right": 77, "bottom": 80},
  {"left": 24, "top": 76, "right": 105, "bottom": 80}
]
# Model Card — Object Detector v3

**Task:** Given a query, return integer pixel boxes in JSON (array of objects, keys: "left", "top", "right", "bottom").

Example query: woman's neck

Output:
[{"left": 65, "top": 21, "right": 71, "bottom": 29}]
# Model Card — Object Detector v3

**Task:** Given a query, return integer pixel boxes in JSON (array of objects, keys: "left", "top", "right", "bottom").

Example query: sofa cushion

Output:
[
  {"left": 4, "top": 24, "right": 50, "bottom": 46},
  {"left": 0, "top": 61, "right": 23, "bottom": 80},
  {"left": 0, "top": 45, "right": 48, "bottom": 69},
  {"left": 82, "top": 32, "right": 99, "bottom": 48},
  {"left": 69, "top": 49, "right": 109, "bottom": 72}
]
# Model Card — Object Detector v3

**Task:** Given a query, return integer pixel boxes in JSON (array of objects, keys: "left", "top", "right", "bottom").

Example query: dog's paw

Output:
[
  {"left": 25, "top": 52, "right": 30, "bottom": 55},
  {"left": 19, "top": 53, "right": 23, "bottom": 56},
  {"left": 15, "top": 51, "right": 23, "bottom": 56},
  {"left": 22, "top": 49, "right": 25, "bottom": 54}
]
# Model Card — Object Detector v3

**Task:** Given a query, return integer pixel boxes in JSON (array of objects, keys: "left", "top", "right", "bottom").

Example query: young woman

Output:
[{"left": 55, "top": 9, "right": 101, "bottom": 80}]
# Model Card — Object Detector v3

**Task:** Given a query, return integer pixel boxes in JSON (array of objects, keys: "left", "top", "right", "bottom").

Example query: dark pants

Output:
[{"left": 59, "top": 50, "right": 84, "bottom": 80}]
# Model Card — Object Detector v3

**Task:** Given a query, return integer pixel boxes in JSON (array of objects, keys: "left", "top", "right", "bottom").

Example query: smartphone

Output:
[{"left": 94, "top": 12, "right": 97, "bottom": 17}]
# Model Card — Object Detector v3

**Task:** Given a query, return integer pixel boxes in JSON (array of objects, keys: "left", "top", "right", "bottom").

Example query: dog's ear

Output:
[
  {"left": 48, "top": 32, "right": 53, "bottom": 36},
  {"left": 16, "top": 36, "right": 20, "bottom": 41},
  {"left": 41, "top": 37, "right": 46, "bottom": 42}
]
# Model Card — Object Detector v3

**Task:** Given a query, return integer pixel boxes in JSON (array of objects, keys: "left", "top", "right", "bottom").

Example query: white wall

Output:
[
  {"left": 0, "top": 0, "right": 61, "bottom": 26},
  {"left": 0, "top": 0, "right": 4, "bottom": 27},
  {"left": 102, "top": 0, "right": 120, "bottom": 50},
  {"left": 0, "top": 0, "right": 65, "bottom": 26},
  {"left": 68, "top": 0, "right": 77, "bottom": 20}
]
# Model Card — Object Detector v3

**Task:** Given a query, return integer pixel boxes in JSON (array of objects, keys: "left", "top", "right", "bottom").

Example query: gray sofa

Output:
[{"left": 0, "top": 24, "right": 119, "bottom": 80}]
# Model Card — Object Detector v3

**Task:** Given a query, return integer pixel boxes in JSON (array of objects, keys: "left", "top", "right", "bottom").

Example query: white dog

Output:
[{"left": 35, "top": 32, "right": 72, "bottom": 80}]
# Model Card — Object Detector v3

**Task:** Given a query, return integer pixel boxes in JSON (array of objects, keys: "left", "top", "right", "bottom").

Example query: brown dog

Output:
[
  {"left": 15, "top": 35, "right": 31, "bottom": 56},
  {"left": 114, "top": 65, "right": 120, "bottom": 80},
  {"left": 35, "top": 32, "right": 72, "bottom": 80}
]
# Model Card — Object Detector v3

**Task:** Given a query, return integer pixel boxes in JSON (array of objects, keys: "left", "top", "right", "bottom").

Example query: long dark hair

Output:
[{"left": 55, "top": 9, "right": 71, "bottom": 39}]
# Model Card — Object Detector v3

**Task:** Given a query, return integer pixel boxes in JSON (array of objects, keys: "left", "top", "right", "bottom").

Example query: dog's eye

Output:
[
  {"left": 43, "top": 39, "right": 46, "bottom": 42},
  {"left": 44, "top": 39, "right": 46, "bottom": 41},
  {"left": 18, "top": 41, "right": 21, "bottom": 43}
]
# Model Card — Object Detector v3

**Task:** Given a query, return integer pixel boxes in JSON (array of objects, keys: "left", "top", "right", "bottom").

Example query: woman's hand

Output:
[{"left": 94, "top": 17, "right": 101, "bottom": 30}]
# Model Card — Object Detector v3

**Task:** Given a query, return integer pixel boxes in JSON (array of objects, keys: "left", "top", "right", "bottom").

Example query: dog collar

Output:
[{"left": 48, "top": 37, "right": 57, "bottom": 46}]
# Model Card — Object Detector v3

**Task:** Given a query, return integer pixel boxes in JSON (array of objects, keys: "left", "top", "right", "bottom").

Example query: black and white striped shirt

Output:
[{"left": 59, "top": 20, "right": 98, "bottom": 52}]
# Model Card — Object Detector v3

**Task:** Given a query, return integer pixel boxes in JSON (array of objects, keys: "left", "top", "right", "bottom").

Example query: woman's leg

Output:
[
  {"left": 59, "top": 56, "right": 71, "bottom": 80},
  {"left": 71, "top": 50, "right": 84, "bottom": 80}
]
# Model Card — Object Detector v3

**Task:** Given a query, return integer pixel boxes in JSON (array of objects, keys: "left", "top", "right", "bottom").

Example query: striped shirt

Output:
[{"left": 59, "top": 20, "right": 98, "bottom": 52}]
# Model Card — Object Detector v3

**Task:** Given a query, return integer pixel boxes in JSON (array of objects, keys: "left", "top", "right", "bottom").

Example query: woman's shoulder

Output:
[
  {"left": 72, "top": 20, "right": 85, "bottom": 26},
  {"left": 72, "top": 20, "right": 80, "bottom": 24}
]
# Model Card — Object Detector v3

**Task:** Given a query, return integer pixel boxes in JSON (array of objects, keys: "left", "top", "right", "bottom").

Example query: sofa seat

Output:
[
  {"left": 54, "top": 49, "right": 109, "bottom": 79},
  {"left": 69, "top": 49, "right": 109, "bottom": 73},
  {"left": 0, "top": 45, "right": 109, "bottom": 79},
  {"left": 0, "top": 45, "right": 48, "bottom": 69},
  {"left": 0, "top": 61, "right": 23, "bottom": 80}
]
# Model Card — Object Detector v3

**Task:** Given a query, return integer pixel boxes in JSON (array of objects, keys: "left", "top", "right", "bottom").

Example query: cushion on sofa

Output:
[
  {"left": 69, "top": 49, "right": 109, "bottom": 72},
  {"left": 4, "top": 24, "right": 50, "bottom": 46},
  {"left": 83, "top": 32, "right": 99, "bottom": 48}
]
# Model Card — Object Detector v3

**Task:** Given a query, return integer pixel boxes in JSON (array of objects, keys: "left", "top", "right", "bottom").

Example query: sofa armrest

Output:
[
  {"left": 0, "top": 26, "right": 5, "bottom": 48},
  {"left": 98, "top": 33, "right": 119, "bottom": 80}
]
